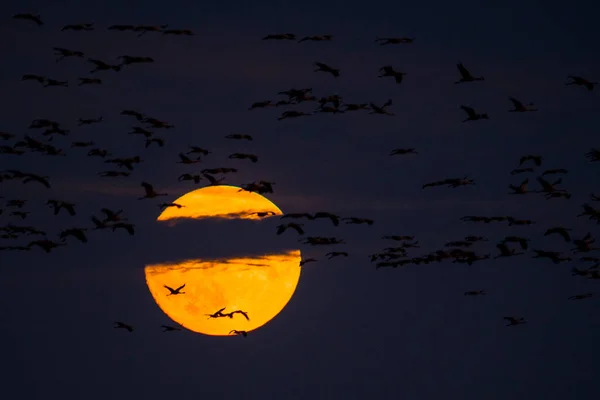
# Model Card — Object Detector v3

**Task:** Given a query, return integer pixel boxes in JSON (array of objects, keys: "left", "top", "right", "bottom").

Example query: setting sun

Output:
[
  {"left": 157, "top": 185, "right": 283, "bottom": 221},
  {"left": 146, "top": 185, "right": 301, "bottom": 336},
  {"left": 145, "top": 251, "right": 301, "bottom": 336}
]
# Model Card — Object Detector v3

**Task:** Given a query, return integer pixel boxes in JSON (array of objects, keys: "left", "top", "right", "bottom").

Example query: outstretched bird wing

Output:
[
  {"left": 457, "top": 63, "right": 472, "bottom": 79},
  {"left": 508, "top": 97, "right": 523, "bottom": 109},
  {"left": 460, "top": 105, "right": 476, "bottom": 117}
]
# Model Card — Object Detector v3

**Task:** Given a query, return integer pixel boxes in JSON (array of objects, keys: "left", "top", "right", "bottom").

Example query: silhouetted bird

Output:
[
  {"left": 164, "top": 284, "right": 185, "bottom": 296},
  {"left": 460, "top": 105, "right": 489, "bottom": 122},
  {"left": 139, "top": 182, "right": 168, "bottom": 199},
  {"left": 114, "top": 321, "right": 133, "bottom": 332},
  {"left": 314, "top": 62, "right": 340, "bottom": 77},
  {"left": 378, "top": 66, "right": 407, "bottom": 84},
  {"left": 455, "top": 62, "right": 484, "bottom": 83},
  {"left": 276, "top": 223, "right": 304, "bottom": 235},
  {"left": 504, "top": 317, "right": 526, "bottom": 326},
  {"left": 508, "top": 97, "right": 537, "bottom": 112},
  {"left": 13, "top": 13, "right": 43, "bottom": 25},
  {"left": 565, "top": 75, "right": 597, "bottom": 90}
]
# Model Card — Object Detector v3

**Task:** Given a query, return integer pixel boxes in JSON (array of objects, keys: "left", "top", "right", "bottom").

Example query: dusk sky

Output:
[{"left": 1, "top": 0, "right": 600, "bottom": 399}]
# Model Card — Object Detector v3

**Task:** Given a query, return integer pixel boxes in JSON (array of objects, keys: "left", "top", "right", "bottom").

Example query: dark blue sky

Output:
[{"left": 1, "top": 0, "right": 600, "bottom": 399}]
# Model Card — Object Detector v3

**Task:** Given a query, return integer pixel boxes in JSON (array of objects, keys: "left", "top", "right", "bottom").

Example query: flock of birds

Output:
[{"left": 2, "top": 13, "right": 600, "bottom": 335}]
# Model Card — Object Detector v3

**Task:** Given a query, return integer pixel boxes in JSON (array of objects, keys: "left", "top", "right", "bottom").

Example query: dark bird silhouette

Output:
[
  {"left": 121, "top": 109, "right": 145, "bottom": 120},
  {"left": 460, "top": 105, "right": 489, "bottom": 122},
  {"left": 78, "top": 77, "right": 102, "bottom": 86},
  {"left": 508, "top": 97, "right": 537, "bottom": 112},
  {"left": 100, "top": 208, "right": 126, "bottom": 223},
  {"left": 202, "top": 173, "right": 225, "bottom": 186},
  {"left": 46, "top": 200, "right": 76, "bottom": 216},
  {"left": 532, "top": 250, "right": 571, "bottom": 264},
  {"left": 164, "top": 284, "right": 185, "bottom": 296},
  {"left": 117, "top": 55, "right": 154, "bottom": 67},
  {"left": 343, "top": 217, "right": 374, "bottom": 225},
  {"left": 53, "top": 47, "right": 84, "bottom": 62},
  {"left": 382, "top": 235, "right": 415, "bottom": 241},
  {"left": 585, "top": 148, "right": 600, "bottom": 162},
  {"left": 139, "top": 182, "right": 168, "bottom": 199},
  {"left": 13, "top": 13, "right": 43, "bottom": 25},
  {"left": 59, "top": 228, "right": 88, "bottom": 243},
  {"left": 568, "top": 293, "right": 593, "bottom": 300},
  {"left": 163, "top": 29, "right": 194, "bottom": 36},
  {"left": 510, "top": 168, "right": 534, "bottom": 175},
  {"left": 544, "top": 227, "right": 572, "bottom": 242},
  {"left": 44, "top": 79, "right": 68, "bottom": 88},
  {"left": 145, "top": 137, "right": 164, "bottom": 148},
  {"left": 390, "top": 148, "right": 417, "bottom": 156},
  {"left": 299, "top": 258, "right": 318, "bottom": 266},
  {"left": 494, "top": 243, "right": 524, "bottom": 258},
  {"left": 314, "top": 62, "right": 340, "bottom": 77},
  {"left": 108, "top": 24, "right": 136, "bottom": 31},
  {"left": 277, "top": 110, "right": 312, "bottom": 121},
  {"left": 541, "top": 168, "right": 568, "bottom": 176},
  {"left": 228, "top": 153, "right": 258, "bottom": 163},
  {"left": 229, "top": 330, "right": 248, "bottom": 337},
  {"left": 249, "top": 100, "right": 275, "bottom": 110},
  {"left": 281, "top": 213, "right": 314, "bottom": 220},
  {"left": 313, "top": 212, "right": 340, "bottom": 226},
  {"left": 464, "top": 290, "right": 486, "bottom": 296},
  {"left": 177, "top": 153, "right": 201, "bottom": 164},
  {"left": 28, "top": 239, "right": 66, "bottom": 253},
  {"left": 114, "top": 321, "right": 133, "bottom": 332},
  {"left": 374, "top": 37, "right": 415, "bottom": 45},
  {"left": 77, "top": 116, "right": 102, "bottom": 126},
  {"left": 111, "top": 222, "right": 135, "bottom": 236},
  {"left": 178, "top": 174, "right": 202, "bottom": 184},
  {"left": 134, "top": 24, "right": 168, "bottom": 37},
  {"left": 369, "top": 99, "right": 394, "bottom": 116},
  {"left": 565, "top": 75, "right": 598, "bottom": 90},
  {"left": 159, "top": 202, "right": 185, "bottom": 210},
  {"left": 508, "top": 178, "right": 529, "bottom": 194},
  {"left": 21, "top": 74, "right": 46, "bottom": 83},
  {"left": 88, "top": 148, "right": 111, "bottom": 158},
  {"left": 224, "top": 310, "right": 250, "bottom": 320},
  {"left": 326, "top": 251, "right": 348, "bottom": 259},
  {"left": 298, "top": 35, "right": 332, "bottom": 42},
  {"left": 161, "top": 325, "right": 182, "bottom": 332},
  {"left": 519, "top": 155, "right": 543, "bottom": 167},
  {"left": 62, "top": 23, "right": 94, "bottom": 31},
  {"left": 262, "top": 33, "right": 296, "bottom": 40},
  {"left": 187, "top": 146, "right": 211, "bottom": 156},
  {"left": 252, "top": 211, "right": 276, "bottom": 218},
  {"left": 455, "top": 62, "right": 484, "bottom": 83},
  {"left": 276, "top": 223, "right": 304, "bottom": 235},
  {"left": 99, "top": 171, "right": 130, "bottom": 177},
  {"left": 378, "top": 66, "right": 407, "bottom": 84},
  {"left": 501, "top": 236, "right": 530, "bottom": 250},
  {"left": 88, "top": 58, "right": 121, "bottom": 73},
  {"left": 225, "top": 134, "right": 252, "bottom": 140},
  {"left": 504, "top": 317, "right": 526, "bottom": 326}
]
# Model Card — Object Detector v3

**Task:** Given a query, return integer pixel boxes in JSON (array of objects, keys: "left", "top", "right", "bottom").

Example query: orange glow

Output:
[
  {"left": 144, "top": 251, "right": 301, "bottom": 336},
  {"left": 146, "top": 185, "right": 301, "bottom": 336},
  {"left": 157, "top": 185, "right": 282, "bottom": 221}
]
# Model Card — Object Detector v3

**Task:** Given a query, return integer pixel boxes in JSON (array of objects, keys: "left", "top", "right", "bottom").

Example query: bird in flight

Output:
[
  {"left": 164, "top": 284, "right": 186, "bottom": 296},
  {"left": 114, "top": 321, "right": 133, "bottom": 332},
  {"left": 454, "top": 62, "right": 484, "bottom": 83},
  {"left": 504, "top": 317, "right": 527, "bottom": 326}
]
